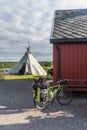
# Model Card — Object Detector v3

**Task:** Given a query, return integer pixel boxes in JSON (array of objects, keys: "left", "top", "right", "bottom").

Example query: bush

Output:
[
  {"left": 0, "top": 62, "right": 17, "bottom": 68},
  {"left": 39, "top": 61, "right": 53, "bottom": 67}
]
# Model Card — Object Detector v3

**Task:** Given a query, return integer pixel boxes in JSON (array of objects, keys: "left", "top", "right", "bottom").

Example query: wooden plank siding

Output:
[{"left": 53, "top": 43, "right": 87, "bottom": 91}]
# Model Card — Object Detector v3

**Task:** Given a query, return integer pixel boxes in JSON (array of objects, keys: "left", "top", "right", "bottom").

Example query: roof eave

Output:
[{"left": 50, "top": 38, "right": 87, "bottom": 44}]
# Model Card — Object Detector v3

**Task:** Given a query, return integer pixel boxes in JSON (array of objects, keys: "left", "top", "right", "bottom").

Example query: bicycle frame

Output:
[
  {"left": 32, "top": 83, "right": 64, "bottom": 103},
  {"left": 47, "top": 84, "right": 64, "bottom": 99}
]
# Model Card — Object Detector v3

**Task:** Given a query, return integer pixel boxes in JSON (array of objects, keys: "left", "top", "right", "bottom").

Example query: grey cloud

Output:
[
  {"left": 0, "top": 0, "right": 62, "bottom": 61},
  {"left": 0, "top": 0, "right": 86, "bottom": 61}
]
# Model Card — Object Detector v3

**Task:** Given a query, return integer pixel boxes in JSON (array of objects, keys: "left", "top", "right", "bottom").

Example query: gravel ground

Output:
[{"left": 0, "top": 80, "right": 87, "bottom": 130}]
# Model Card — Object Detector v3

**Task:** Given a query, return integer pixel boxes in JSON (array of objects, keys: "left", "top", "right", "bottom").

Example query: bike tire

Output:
[
  {"left": 56, "top": 87, "right": 72, "bottom": 105},
  {"left": 34, "top": 96, "right": 50, "bottom": 110}
]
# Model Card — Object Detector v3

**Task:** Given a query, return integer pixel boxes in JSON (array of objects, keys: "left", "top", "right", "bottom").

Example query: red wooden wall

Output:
[{"left": 53, "top": 43, "right": 87, "bottom": 91}]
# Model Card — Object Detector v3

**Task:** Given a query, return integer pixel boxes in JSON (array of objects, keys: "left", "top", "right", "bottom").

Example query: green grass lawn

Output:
[
  {"left": 0, "top": 74, "right": 52, "bottom": 80},
  {"left": 2, "top": 75, "right": 41, "bottom": 80}
]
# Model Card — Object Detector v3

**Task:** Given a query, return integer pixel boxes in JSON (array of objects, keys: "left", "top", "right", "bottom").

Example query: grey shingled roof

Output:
[{"left": 50, "top": 9, "right": 87, "bottom": 43}]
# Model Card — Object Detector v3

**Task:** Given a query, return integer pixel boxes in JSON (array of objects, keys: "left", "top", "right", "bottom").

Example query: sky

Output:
[{"left": 0, "top": 0, "right": 87, "bottom": 62}]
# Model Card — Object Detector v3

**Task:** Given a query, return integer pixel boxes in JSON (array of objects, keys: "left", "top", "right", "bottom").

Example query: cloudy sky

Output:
[{"left": 0, "top": 0, "right": 87, "bottom": 62}]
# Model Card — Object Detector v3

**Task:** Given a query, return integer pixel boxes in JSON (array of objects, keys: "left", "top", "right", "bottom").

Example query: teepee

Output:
[{"left": 9, "top": 47, "right": 47, "bottom": 76}]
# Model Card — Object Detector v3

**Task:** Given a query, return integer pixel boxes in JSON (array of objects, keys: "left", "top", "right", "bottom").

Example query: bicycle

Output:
[{"left": 32, "top": 77, "right": 72, "bottom": 110}]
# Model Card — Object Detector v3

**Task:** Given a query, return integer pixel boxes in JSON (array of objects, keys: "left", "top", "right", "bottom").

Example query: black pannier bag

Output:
[{"left": 32, "top": 77, "right": 47, "bottom": 89}]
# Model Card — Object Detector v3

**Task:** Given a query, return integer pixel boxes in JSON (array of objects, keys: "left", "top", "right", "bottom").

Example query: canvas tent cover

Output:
[{"left": 9, "top": 47, "right": 47, "bottom": 76}]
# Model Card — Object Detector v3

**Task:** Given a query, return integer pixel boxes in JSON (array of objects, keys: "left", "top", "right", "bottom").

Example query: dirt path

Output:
[{"left": 0, "top": 80, "right": 87, "bottom": 130}]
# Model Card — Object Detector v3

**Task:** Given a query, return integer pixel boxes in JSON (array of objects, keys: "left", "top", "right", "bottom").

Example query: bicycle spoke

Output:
[{"left": 56, "top": 88, "right": 72, "bottom": 105}]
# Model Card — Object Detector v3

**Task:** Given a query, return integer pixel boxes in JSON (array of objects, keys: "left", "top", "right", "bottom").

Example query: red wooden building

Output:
[{"left": 50, "top": 9, "right": 87, "bottom": 91}]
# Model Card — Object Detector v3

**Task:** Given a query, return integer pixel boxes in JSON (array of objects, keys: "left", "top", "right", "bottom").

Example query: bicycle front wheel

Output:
[
  {"left": 34, "top": 92, "right": 51, "bottom": 110},
  {"left": 56, "top": 87, "right": 72, "bottom": 105}
]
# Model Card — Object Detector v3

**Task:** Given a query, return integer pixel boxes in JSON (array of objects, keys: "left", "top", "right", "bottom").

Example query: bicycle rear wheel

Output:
[{"left": 56, "top": 87, "right": 72, "bottom": 105}]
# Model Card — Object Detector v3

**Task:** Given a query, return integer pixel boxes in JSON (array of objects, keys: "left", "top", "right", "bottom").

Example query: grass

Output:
[
  {"left": 2, "top": 75, "right": 41, "bottom": 80},
  {"left": 0, "top": 74, "right": 52, "bottom": 80}
]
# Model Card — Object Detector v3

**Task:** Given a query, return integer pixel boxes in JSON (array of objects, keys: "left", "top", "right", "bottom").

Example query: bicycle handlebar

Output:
[{"left": 57, "top": 79, "right": 69, "bottom": 84}]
